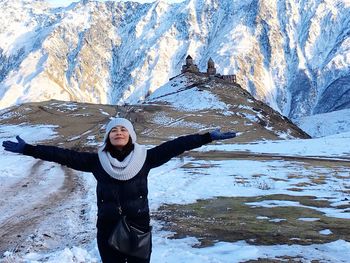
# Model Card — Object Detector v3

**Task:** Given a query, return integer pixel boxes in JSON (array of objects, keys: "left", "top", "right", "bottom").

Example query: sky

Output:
[{"left": 48, "top": 0, "right": 185, "bottom": 8}]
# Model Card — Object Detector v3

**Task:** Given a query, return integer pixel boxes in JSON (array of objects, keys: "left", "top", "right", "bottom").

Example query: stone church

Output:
[{"left": 180, "top": 55, "right": 236, "bottom": 83}]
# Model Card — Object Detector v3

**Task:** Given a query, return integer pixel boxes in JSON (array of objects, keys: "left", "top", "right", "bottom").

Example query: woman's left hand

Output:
[{"left": 209, "top": 129, "right": 236, "bottom": 141}]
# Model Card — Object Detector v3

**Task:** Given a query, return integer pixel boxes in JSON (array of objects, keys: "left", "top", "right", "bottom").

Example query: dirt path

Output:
[{"left": 0, "top": 160, "right": 91, "bottom": 255}]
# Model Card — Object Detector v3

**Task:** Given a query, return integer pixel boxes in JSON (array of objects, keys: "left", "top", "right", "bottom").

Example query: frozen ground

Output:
[{"left": 0, "top": 123, "right": 350, "bottom": 262}]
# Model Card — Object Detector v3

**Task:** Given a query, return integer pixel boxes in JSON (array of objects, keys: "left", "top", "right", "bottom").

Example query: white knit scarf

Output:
[{"left": 98, "top": 143, "right": 147, "bottom": 180}]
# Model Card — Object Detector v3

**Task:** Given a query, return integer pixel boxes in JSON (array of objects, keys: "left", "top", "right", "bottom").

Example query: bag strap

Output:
[{"left": 114, "top": 185, "right": 123, "bottom": 216}]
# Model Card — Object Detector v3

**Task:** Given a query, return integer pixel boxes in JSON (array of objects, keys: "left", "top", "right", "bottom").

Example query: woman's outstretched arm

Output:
[
  {"left": 3, "top": 136, "right": 97, "bottom": 172},
  {"left": 147, "top": 129, "right": 236, "bottom": 168}
]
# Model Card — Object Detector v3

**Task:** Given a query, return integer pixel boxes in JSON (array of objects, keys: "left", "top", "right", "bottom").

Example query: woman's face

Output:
[{"left": 109, "top": 125, "right": 130, "bottom": 148}]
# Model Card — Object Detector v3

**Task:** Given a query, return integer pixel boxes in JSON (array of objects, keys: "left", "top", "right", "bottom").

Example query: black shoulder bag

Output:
[{"left": 108, "top": 192, "right": 152, "bottom": 259}]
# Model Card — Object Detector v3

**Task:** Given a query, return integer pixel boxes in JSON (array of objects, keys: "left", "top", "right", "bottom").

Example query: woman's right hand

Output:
[{"left": 2, "top": 135, "right": 26, "bottom": 153}]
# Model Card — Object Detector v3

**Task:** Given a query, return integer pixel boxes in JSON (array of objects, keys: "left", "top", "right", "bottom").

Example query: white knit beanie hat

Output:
[{"left": 103, "top": 117, "right": 137, "bottom": 143}]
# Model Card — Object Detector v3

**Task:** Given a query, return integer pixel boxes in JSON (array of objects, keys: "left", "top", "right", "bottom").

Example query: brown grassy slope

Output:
[{"left": 0, "top": 72, "right": 310, "bottom": 148}]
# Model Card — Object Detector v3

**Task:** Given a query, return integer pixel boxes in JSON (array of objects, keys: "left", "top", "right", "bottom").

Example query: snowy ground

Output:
[{"left": 1, "top": 124, "right": 350, "bottom": 262}]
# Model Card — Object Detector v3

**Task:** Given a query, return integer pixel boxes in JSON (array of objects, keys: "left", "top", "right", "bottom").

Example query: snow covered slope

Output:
[
  {"left": 296, "top": 108, "right": 350, "bottom": 138},
  {"left": 0, "top": 0, "right": 349, "bottom": 121}
]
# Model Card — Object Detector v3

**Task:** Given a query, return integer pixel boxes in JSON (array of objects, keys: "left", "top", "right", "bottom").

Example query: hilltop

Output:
[{"left": 0, "top": 71, "right": 309, "bottom": 152}]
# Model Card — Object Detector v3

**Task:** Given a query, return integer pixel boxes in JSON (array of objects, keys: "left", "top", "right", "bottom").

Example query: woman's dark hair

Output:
[{"left": 104, "top": 135, "right": 134, "bottom": 161}]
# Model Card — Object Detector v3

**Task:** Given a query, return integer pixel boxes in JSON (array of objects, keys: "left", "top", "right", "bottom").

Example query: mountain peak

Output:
[{"left": 0, "top": 0, "right": 349, "bottom": 122}]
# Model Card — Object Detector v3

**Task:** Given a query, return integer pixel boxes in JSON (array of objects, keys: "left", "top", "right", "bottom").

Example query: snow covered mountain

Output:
[{"left": 0, "top": 0, "right": 349, "bottom": 121}]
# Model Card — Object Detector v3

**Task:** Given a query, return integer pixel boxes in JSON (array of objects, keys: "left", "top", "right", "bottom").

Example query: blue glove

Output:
[
  {"left": 210, "top": 129, "right": 236, "bottom": 141},
  {"left": 2, "top": 135, "right": 26, "bottom": 153}
]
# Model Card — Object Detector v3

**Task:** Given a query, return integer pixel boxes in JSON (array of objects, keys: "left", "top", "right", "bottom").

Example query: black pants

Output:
[{"left": 97, "top": 225, "right": 151, "bottom": 263}]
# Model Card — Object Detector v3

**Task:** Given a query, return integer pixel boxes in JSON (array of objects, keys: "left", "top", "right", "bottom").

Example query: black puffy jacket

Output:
[{"left": 23, "top": 133, "right": 212, "bottom": 229}]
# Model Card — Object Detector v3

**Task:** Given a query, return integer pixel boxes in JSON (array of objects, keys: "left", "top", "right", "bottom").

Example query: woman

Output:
[{"left": 2, "top": 117, "right": 236, "bottom": 263}]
